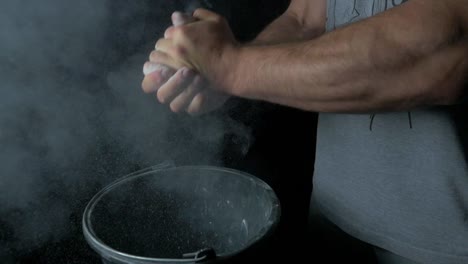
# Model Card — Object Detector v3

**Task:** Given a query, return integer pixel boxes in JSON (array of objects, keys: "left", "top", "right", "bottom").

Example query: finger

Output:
[
  {"left": 166, "top": 12, "right": 194, "bottom": 39},
  {"left": 149, "top": 50, "right": 169, "bottom": 63},
  {"left": 143, "top": 61, "right": 171, "bottom": 76},
  {"left": 164, "top": 25, "right": 183, "bottom": 40},
  {"left": 141, "top": 64, "right": 175, "bottom": 93},
  {"left": 155, "top": 38, "right": 172, "bottom": 52},
  {"left": 155, "top": 38, "right": 184, "bottom": 60},
  {"left": 157, "top": 67, "right": 195, "bottom": 104},
  {"left": 169, "top": 75, "right": 205, "bottom": 113},
  {"left": 172, "top": 11, "right": 196, "bottom": 26},
  {"left": 149, "top": 50, "right": 184, "bottom": 69},
  {"left": 164, "top": 26, "right": 176, "bottom": 39},
  {"left": 187, "top": 90, "right": 230, "bottom": 115},
  {"left": 192, "top": 8, "right": 222, "bottom": 22},
  {"left": 186, "top": 92, "right": 206, "bottom": 116}
]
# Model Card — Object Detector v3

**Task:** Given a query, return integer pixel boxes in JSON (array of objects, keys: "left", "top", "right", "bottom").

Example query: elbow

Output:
[
  {"left": 409, "top": 45, "right": 467, "bottom": 107},
  {"left": 430, "top": 85, "right": 467, "bottom": 106},
  {"left": 428, "top": 41, "right": 468, "bottom": 105},
  {"left": 426, "top": 67, "right": 468, "bottom": 106}
]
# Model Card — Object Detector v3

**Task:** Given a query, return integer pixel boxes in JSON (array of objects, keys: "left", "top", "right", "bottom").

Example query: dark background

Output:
[{"left": 1, "top": 0, "right": 378, "bottom": 263}]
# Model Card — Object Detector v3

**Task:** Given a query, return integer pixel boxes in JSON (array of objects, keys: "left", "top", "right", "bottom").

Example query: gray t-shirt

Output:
[{"left": 313, "top": 1, "right": 468, "bottom": 263}]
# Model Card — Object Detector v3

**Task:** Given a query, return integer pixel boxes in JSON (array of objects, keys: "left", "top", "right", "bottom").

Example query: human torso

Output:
[{"left": 313, "top": 1, "right": 468, "bottom": 263}]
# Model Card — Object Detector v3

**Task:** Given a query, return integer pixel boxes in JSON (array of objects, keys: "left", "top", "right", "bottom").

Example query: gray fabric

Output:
[{"left": 313, "top": 1, "right": 468, "bottom": 263}]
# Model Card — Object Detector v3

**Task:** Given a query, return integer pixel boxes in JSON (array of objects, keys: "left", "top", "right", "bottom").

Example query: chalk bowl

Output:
[{"left": 83, "top": 165, "right": 280, "bottom": 264}]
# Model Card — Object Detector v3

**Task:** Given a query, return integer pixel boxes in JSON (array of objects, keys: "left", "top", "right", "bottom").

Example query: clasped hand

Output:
[{"left": 141, "top": 9, "right": 238, "bottom": 115}]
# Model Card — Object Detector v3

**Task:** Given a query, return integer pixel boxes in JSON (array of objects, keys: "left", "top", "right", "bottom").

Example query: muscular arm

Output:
[
  {"left": 142, "top": 0, "right": 326, "bottom": 114},
  {"left": 224, "top": 0, "right": 468, "bottom": 113}
]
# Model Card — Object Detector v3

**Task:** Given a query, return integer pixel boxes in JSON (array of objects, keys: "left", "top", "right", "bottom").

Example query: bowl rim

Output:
[{"left": 82, "top": 165, "right": 281, "bottom": 263}]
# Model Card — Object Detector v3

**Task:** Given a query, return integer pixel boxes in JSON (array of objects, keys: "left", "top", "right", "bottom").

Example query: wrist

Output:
[{"left": 215, "top": 43, "right": 244, "bottom": 96}]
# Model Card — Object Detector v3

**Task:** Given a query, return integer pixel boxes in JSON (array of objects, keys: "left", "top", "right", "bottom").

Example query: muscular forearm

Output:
[{"left": 224, "top": 0, "right": 468, "bottom": 113}]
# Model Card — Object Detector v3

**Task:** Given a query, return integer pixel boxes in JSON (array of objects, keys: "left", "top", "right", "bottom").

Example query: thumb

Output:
[
  {"left": 172, "top": 11, "right": 196, "bottom": 26},
  {"left": 192, "top": 8, "right": 221, "bottom": 21}
]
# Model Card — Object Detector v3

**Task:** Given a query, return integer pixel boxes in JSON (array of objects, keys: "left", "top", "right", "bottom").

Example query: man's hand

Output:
[
  {"left": 155, "top": 9, "right": 239, "bottom": 92},
  {"left": 141, "top": 11, "right": 230, "bottom": 115}
]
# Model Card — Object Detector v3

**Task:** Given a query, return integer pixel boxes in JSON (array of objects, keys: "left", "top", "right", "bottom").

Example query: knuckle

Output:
[
  {"left": 155, "top": 39, "right": 163, "bottom": 49},
  {"left": 149, "top": 50, "right": 165, "bottom": 62},
  {"left": 192, "top": 75, "right": 205, "bottom": 88},
  {"left": 165, "top": 46, "right": 183, "bottom": 61},
  {"left": 174, "top": 26, "right": 188, "bottom": 38},
  {"left": 149, "top": 50, "right": 157, "bottom": 60},
  {"left": 193, "top": 8, "right": 204, "bottom": 17},
  {"left": 173, "top": 27, "right": 182, "bottom": 36},
  {"left": 213, "top": 15, "right": 223, "bottom": 23},
  {"left": 173, "top": 46, "right": 185, "bottom": 58},
  {"left": 164, "top": 26, "right": 174, "bottom": 38}
]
